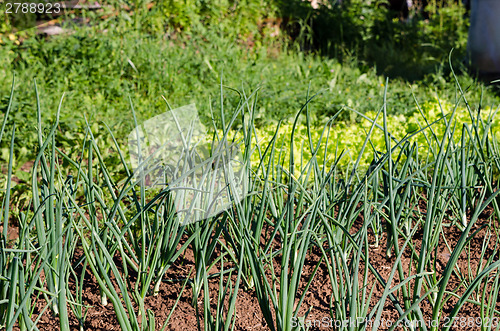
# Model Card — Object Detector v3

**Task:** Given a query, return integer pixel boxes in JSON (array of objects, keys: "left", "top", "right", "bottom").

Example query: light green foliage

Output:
[{"left": 228, "top": 98, "right": 500, "bottom": 179}]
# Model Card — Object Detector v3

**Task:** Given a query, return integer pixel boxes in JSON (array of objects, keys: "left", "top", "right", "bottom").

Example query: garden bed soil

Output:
[{"left": 10, "top": 205, "right": 500, "bottom": 330}]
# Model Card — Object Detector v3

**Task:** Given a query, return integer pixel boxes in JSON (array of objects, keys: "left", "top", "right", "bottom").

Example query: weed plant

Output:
[{"left": 1, "top": 29, "right": 499, "bottom": 177}]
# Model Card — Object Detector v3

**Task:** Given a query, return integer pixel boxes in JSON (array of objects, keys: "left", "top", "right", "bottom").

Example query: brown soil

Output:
[{"left": 8, "top": 203, "right": 500, "bottom": 331}]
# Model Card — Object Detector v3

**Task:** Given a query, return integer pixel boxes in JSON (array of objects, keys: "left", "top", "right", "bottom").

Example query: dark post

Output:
[{"left": 467, "top": 0, "right": 500, "bottom": 77}]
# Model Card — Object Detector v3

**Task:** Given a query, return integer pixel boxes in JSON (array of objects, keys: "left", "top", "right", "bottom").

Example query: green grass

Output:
[{"left": 1, "top": 25, "right": 499, "bottom": 174}]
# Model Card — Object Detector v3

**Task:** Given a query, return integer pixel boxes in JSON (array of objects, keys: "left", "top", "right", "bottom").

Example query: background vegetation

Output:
[{"left": 1, "top": 0, "right": 498, "bottom": 175}]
